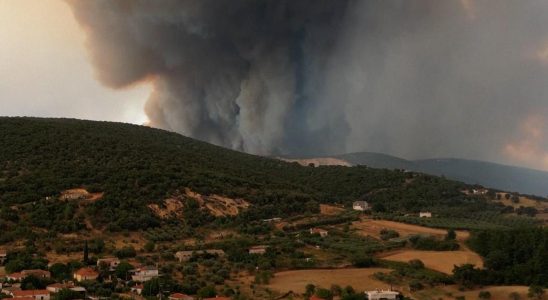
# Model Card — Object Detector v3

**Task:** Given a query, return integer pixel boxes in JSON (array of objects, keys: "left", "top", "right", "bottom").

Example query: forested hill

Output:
[{"left": 0, "top": 118, "right": 517, "bottom": 235}]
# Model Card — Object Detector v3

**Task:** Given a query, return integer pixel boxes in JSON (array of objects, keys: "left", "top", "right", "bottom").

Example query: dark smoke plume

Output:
[{"left": 67, "top": 0, "right": 548, "bottom": 169}]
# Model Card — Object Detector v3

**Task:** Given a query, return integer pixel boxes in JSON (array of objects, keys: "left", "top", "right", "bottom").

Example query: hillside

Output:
[
  {"left": 0, "top": 118, "right": 537, "bottom": 238},
  {"left": 303, "top": 152, "right": 548, "bottom": 197}
]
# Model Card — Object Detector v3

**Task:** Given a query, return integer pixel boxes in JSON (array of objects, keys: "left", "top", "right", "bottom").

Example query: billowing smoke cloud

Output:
[{"left": 66, "top": 0, "right": 548, "bottom": 169}]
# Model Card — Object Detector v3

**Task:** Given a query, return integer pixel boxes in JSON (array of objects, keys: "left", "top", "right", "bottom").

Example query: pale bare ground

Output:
[
  {"left": 413, "top": 285, "right": 531, "bottom": 300},
  {"left": 320, "top": 204, "right": 345, "bottom": 215},
  {"left": 378, "top": 249, "right": 483, "bottom": 274},
  {"left": 0, "top": 267, "right": 6, "bottom": 276},
  {"left": 352, "top": 219, "right": 469, "bottom": 241},
  {"left": 279, "top": 157, "right": 351, "bottom": 167},
  {"left": 265, "top": 268, "right": 396, "bottom": 293},
  {"left": 46, "top": 251, "right": 83, "bottom": 264}
]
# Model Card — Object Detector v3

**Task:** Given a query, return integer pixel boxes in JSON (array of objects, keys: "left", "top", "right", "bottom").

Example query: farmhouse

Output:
[
  {"left": 131, "top": 265, "right": 159, "bottom": 282},
  {"left": 73, "top": 267, "right": 99, "bottom": 282},
  {"left": 9, "top": 289, "right": 50, "bottom": 300},
  {"left": 248, "top": 245, "right": 268, "bottom": 255},
  {"left": 97, "top": 257, "right": 120, "bottom": 271},
  {"left": 7, "top": 269, "right": 51, "bottom": 281},
  {"left": 0, "top": 250, "right": 6, "bottom": 265},
  {"left": 364, "top": 290, "right": 400, "bottom": 300},
  {"left": 419, "top": 211, "right": 432, "bottom": 218},
  {"left": 169, "top": 293, "right": 194, "bottom": 300},
  {"left": 175, "top": 249, "right": 225, "bottom": 262},
  {"left": 353, "top": 201, "right": 369, "bottom": 211},
  {"left": 310, "top": 228, "right": 329, "bottom": 237}
]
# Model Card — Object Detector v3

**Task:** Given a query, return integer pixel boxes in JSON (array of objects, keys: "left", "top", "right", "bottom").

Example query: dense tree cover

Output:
[
  {"left": 0, "top": 118, "right": 538, "bottom": 236},
  {"left": 458, "top": 227, "right": 548, "bottom": 286}
]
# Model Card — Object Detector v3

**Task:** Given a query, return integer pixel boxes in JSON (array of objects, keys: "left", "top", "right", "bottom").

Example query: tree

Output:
[
  {"left": 479, "top": 291, "right": 491, "bottom": 299},
  {"left": 21, "top": 275, "right": 46, "bottom": 290},
  {"left": 408, "top": 259, "right": 425, "bottom": 269},
  {"left": 83, "top": 240, "right": 89, "bottom": 264},
  {"left": 509, "top": 292, "right": 521, "bottom": 300},
  {"left": 115, "top": 261, "right": 134, "bottom": 280},
  {"left": 315, "top": 288, "right": 333, "bottom": 300},
  {"left": 197, "top": 285, "right": 216, "bottom": 298},
  {"left": 305, "top": 284, "right": 316, "bottom": 297},
  {"left": 528, "top": 285, "right": 545, "bottom": 300},
  {"left": 49, "top": 263, "right": 70, "bottom": 280},
  {"left": 445, "top": 229, "right": 456, "bottom": 241},
  {"left": 142, "top": 278, "right": 160, "bottom": 297},
  {"left": 409, "top": 280, "right": 424, "bottom": 292},
  {"left": 53, "top": 289, "right": 80, "bottom": 300},
  {"left": 144, "top": 241, "right": 155, "bottom": 252}
]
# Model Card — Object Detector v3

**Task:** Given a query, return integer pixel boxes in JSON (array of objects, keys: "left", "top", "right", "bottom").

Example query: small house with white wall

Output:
[
  {"left": 419, "top": 212, "right": 432, "bottom": 218},
  {"left": 353, "top": 201, "right": 369, "bottom": 211}
]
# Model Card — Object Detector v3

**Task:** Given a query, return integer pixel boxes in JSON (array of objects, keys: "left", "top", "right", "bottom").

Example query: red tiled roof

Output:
[
  {"left": 169, "top": 293, "right": 191, "bottom": 299},
  {"left": 8, "top": 272, "right": 24, "bottom": 279},
  {"left": 74, "top": 267, "right": 99, "bottom": 276},
  {"left": 12, "top": 290, "right": 50, "bottom": 297}
]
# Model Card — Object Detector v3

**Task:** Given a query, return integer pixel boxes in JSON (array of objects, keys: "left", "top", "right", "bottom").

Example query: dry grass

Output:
[
  {"left": 265, "top": 268, "right": 395, "bottom": 294},
  {"left": 378, "top": 249, "right": 483, "bottom": 274},
  {"left": 413, "top": 285, "right": 531, "bottom": 300},
  {"left": 352, "top": 219, "right": 469, "bottom": 241},
  {"left": 320, "top": 204, "right": 345, "bottom": 215}
]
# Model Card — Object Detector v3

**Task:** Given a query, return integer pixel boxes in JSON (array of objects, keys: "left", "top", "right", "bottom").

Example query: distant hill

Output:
[{"left": 336, "top": 152, "right": 548, "bottom": 197}]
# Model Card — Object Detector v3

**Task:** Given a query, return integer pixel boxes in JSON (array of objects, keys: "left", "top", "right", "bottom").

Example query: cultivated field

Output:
[
  {"left": 413, "top": 285, "right": 530, "bottom": 300},
  {"left": 378, "top": 249, "right": 483, "bottom": 274},
  {"left": 352, "top": 219, "right": 469, "bottom": 241},
  {"left": 320, "top": 204, "right": 345, "bottom": 215},
  {"left": 266, "top": 268, "right": 394, "bottom": 293}
]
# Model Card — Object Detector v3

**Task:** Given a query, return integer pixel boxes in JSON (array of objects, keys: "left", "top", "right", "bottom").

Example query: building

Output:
[
  {"left": 10, "top": 289, "right": 50, "bottom": 300},
  {"left": 0, "top": 250, "right": 6, "bottom": 265},
  {"left": 7, "top": 270, "right": 50, "bottom": 281},
  {"left": 131, "top": 284, "right": 144, "bottom": 295},
  {"left": 131, "top": 266, "right": 159, "bottom": 282},
  {"left": 419, "top": 212, "right": 432, "bottom": 218},
  {"left": 309, "top": 228, "right": 328, "bottom": 237},
  {"left": 364, "top": 290, "right": 400, "bottom": 300},
  {"left": 175, "top": 249, "right": 225, "bottom": 262},
  {"left": 353, "top": 201, "right": 369, "bottom": 211},
  {"left": 96, "top": 257, "right": 121, "bottom": 271},
  {"left": 169, "top": 293, "right": 194, "bottom": 300},
  {"left": 73, "top": 267, "right": 99, "bottom": 282},
  {"left": 248, "top": 245, "right": 268, "bottom": 255}
]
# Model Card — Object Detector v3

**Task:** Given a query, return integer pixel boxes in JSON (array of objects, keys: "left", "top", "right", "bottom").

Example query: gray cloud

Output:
[{"left": 66, "top": 0, "right": 548, "bottom": 169}]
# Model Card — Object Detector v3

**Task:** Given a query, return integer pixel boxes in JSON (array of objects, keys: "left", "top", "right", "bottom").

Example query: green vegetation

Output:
[{"left": 453, "top": 227, "right": 548, "bottom": 287}]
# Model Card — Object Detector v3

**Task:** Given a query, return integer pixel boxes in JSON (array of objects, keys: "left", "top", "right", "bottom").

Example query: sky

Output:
[
  {"left": 1, "top": 0, "right": 547, "bottom": 171},
  {"left": 0, "top": 0, "right": 149, "bottom": 125}
]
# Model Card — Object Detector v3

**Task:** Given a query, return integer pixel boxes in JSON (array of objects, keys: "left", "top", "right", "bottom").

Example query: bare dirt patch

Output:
[
  {"left": 265, "top": 268, "right": 396, "bottom": 294},
  {"left": 148, "top": 189, "right": 250, "bottom": 219},
  {"left": 352, "top": 219, "right": 469, "bottom": 241},
  {"left": 320, "top": 204, "right": 345, "bottom": 215},
  {"left": 279, "top": 157, "right": 351, "bottom": 167},
  {"left": 378, "top": 249, "right": 483, "bottom": 274}
]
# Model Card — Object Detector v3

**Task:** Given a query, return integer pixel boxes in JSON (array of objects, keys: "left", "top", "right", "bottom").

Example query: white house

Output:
[
  {"left": 0, "top": 250, "right": 6, "bottom": 265},
  {"left": 419, "top": 212, "right": 432, "bottom": 218},
  {"left": 97, "top": 257, "right": 121, "bottom": 271},
  {"left": 310, "top": 228, "right": 328, "bottom": 237},
  {"left": 131, "top": 266, "right": 159, "bottom": 282},
  {"left": 364, "top": 290, "right": 400, "bottom": 300},
  {"left": 248, "top": 245, "right": 268, "bottom": 255},
  {"left": 353, "top": 201, "right": 369, "bottom": 211}
]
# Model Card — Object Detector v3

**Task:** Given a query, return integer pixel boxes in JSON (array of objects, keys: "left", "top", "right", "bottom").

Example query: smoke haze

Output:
[{"left": 66, "top": 0, "right": 548, "bottom": 170}]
